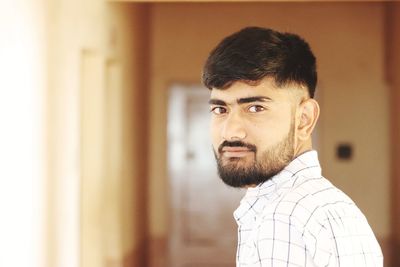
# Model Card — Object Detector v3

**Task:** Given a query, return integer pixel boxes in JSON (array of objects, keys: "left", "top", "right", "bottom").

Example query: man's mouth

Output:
[{"left": 221, "top": 147, "right": 254, "bottom": 158}]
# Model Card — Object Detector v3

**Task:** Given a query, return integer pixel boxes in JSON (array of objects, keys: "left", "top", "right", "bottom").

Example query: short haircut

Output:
[{"left": 202, "top": 27, "right": 317, "bottom": 98}]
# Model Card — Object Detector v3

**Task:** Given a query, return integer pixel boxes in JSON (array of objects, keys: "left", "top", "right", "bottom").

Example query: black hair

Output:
[{"left": 202, "top": 27, "right": 317, "bottom": 98}]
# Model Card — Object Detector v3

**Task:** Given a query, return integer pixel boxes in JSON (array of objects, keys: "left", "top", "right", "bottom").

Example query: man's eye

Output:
[
  {"left": 211, "top": 106, "right": 227, "bottom": 115},
  {"left": 248, "top": 105, "right": 265, "bottom": 113}
]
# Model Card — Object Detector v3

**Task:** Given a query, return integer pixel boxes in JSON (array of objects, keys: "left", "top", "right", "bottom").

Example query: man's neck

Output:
[{"left": 294, "top": 138, "right": 313, "bottom": 158}]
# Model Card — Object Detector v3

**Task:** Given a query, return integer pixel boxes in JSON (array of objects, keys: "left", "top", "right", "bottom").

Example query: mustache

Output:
[{"left": 218, "top": 140, "right": 257, "bottom": 154}]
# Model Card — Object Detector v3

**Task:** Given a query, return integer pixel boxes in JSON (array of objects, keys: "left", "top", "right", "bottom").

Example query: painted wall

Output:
[
  {"left": 46, "top": 1, "right": 149, "bottom": 267},
  {"left": 148, "top": 1, "right": 390, "bottom": 257},
  {"left": 387, "top": 2, "right": 400, "bottom": 265},
  {"left": 46, "top": 0, "right": 109, "bottom": 265},
  {"left": 107, "top": 4, "right": 150, "bottom": 266}
]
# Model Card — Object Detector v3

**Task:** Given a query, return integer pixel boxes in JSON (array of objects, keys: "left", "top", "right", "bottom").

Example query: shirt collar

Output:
[
  {"left": 233, "top": 150, "right": 321, "bottom": 225},
  {"left": 245, "top": 150, "right": 320, "bottom": 198}
]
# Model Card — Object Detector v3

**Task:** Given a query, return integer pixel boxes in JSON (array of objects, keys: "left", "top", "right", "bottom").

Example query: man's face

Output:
[{"left": 209, "top": 78, "right": 298, "bottom": 188}]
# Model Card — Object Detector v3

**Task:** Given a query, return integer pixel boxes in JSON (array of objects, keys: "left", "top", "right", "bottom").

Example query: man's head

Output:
[{"left": 202, "top": 27, "right": 320, "bottom": 188}]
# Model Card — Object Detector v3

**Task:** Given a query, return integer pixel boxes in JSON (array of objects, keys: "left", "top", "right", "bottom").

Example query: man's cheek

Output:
[{"left": 210, "top": 130, "right": 221, "bottom": 148}]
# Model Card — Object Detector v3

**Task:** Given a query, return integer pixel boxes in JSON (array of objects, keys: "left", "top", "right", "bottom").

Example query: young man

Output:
[{"left": 202, "top": 27, "right": 383, "bottom": 266}]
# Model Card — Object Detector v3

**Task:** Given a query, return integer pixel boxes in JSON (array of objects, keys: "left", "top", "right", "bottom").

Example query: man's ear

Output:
[{"left": 297, "top": 99, "right": 320, "bottom": 141}]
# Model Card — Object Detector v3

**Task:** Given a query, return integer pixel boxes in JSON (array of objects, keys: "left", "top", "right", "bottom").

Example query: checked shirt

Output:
[{"left": 234, "top": 150, "right": 383, "bottom": 267}]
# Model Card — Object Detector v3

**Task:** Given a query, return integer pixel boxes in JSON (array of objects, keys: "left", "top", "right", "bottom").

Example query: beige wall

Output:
[
  {"left": 46, "top": 1, "right": 149, "bottom": 267},
  {"left": 387, "top": 2, "right": 400, "bottom": 265},
  {"left": 47, "top": 0, "right": 109, "bottom": 265},
  {"left": 108, "top": 4, "right": 150, "bottom": 266},
  {"left": 149, "top": 1, "right": 390, "bottom": 250}
]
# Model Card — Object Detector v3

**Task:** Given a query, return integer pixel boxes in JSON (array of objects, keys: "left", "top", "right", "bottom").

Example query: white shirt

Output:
[{"left": 234, "top": 150, "right": 383, "bottom": 267}]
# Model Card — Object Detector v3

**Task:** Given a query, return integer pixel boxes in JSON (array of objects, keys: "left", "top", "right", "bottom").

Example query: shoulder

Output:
[
  {"left": 266, "top": 174, "right": 369, "bottom": 234},
  {"left": 258, "top": 174, "right": 383, "bottom": 265},
  {"left": 262, "top": 175, "right": 349, "bottom": 225}
]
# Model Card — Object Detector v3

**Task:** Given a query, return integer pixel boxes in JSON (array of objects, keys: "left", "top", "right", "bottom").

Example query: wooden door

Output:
[{"left": 167, "top": 85, "right": 245, "bottom": 267}]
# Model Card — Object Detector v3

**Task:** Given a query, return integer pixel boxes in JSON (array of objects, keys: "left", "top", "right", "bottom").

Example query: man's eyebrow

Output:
[
  {"left": 237, "top": 96, "right": 272, "bottom": 104},
  {"left": 208, "top": 97, "right": 272, "bottom": 106},
  {"left": 208, "top": 99, "right": 227, "bottom": 105}
]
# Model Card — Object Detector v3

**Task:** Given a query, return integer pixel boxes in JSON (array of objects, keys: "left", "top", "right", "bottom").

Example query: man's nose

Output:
[{"left": 221, "top": 112, "right": 247, "bottom": 141}]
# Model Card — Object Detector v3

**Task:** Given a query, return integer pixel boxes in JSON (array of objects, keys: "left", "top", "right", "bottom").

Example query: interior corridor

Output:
[{"left": 2, "top": 1, "right": 400, "bottom": 267}]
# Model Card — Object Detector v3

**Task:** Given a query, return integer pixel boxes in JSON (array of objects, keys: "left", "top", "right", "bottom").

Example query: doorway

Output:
[{"left": 167, "top": 84, "right": 245, "bottom": 266}]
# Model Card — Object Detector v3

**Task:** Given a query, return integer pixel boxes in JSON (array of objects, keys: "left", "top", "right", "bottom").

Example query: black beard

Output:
[
  {"left": 214, "top": 123, "right": 295, "bottom": 188},
  {"left": 215, "top": 155, "right": 282, "bottom": 188}
]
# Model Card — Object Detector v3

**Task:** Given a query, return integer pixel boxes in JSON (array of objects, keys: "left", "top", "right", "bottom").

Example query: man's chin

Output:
[
  {"left": 216, "top": 160, "right": 286, "bottom": 188},
  {"left": 218, "top": 170, "right": 276, "bottom": 188}
]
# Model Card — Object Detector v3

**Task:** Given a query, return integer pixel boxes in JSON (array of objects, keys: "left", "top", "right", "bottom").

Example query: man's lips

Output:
[
  {"left": 221, "top": 147, "right": 253, "bottom": 157},
  {"left": 222, "top": 147, "right": 251, "bottom": 152}
]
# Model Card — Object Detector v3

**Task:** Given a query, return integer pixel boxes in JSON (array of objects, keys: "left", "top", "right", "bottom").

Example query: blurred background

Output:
[{"left": 1, "top": 0, "right": 400, "bottom": 267}]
